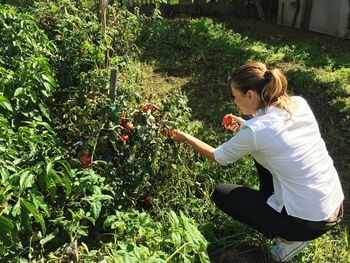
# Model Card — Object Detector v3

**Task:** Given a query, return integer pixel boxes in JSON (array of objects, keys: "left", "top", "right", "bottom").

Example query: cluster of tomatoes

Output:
[
  {"left": 118, "top": 113, "right": 134, "bottom": 142},
  {"left": 78, "top": 103, "right": 160, "bottom": 168}
]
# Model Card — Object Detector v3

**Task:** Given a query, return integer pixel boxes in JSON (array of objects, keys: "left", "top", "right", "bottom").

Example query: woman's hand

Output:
[
  {"left": 222, "top": 114, "right": 245, "bottom": 132},
  {"left": 161, "top": 128, "right": 185, "bottom": 142},
  {"left": 161, "top": 128, "right": 215, "bottom": 160}
]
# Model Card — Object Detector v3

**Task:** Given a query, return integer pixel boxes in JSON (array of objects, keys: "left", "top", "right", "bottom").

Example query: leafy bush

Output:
[
  {"left": 0, "top": 5, "right": 55, "bottom": 124},
  {"left": 0, "top": 6, "right": 73, "bottom": 258}
]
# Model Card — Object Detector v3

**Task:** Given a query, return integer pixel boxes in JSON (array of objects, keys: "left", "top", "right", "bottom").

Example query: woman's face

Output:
[{"left": 231, "top": 86, "right": 260, "bottom": 115}]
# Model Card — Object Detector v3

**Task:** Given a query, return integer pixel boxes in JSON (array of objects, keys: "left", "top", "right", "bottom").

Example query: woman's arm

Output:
[{"left": 170, "top": 130, "right": 216, "bottom": 161}]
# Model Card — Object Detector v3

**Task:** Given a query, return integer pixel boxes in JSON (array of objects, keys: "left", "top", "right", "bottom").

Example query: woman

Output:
[{"left": 169, "top": 62, "right": 344, "bottom": 262}]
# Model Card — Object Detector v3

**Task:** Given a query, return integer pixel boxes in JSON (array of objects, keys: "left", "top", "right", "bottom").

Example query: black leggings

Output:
[{"left": 212, "top": 161, "right": 329, "bottom": 241}]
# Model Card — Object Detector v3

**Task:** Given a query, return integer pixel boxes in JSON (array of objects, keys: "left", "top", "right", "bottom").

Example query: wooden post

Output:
[
  {"left": 302, "top": 0, "right": 313, "bottom": 29},
  {"left": 253, "top": 0, "right": 266, "bottom": 21},
  {"left": 292, "top": 0, "right": 301, "bottom": 27},
  {"left": 109, "top": 69, "right": 117, "bottom": 101},
  {"left": 344, "top": 0, "right": 350, "bottom": 39},
  {"left": 99, "top": 0, "right": 109, "bottom": 69}
]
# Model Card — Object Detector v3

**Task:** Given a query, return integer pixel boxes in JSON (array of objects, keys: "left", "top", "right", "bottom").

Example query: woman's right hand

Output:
[
  {"left": 161, "top": 128, "right": 186, "bottom": 142},
  {"left": 222, "top": 114, "right": 245, "bottom": 132}
]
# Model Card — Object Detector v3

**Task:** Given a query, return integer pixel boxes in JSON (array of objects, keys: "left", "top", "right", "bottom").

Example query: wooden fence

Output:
[{"left": 121, "top": 0, "right": 267, "bottom": 19}]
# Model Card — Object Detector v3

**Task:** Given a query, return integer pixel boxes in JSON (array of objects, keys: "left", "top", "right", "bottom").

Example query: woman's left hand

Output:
[{"left": 222, "top": 114, "right": 245, "bottom": 132}]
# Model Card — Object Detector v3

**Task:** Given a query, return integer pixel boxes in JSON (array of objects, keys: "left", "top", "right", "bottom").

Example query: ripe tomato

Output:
[
  {"left": 119, "top": 134, "right": 129, "bottom": 142},
  {"left": 79, "top": 155, "right": 91, "bottom": 168},
  {"left": 222, "top": 114, "right": 236, "bottom": 128},
  {"left": 124, "top": 122, "right": 134, "bottom": 132},
  {"left": 222, "top": 114, "right": 240, "bottom": 132},
  {"left": 140, "top": 103, "right": 157, "bottom": 113},
  {"left": 222, "top": 114, "right": 234, "bottom": 127}
]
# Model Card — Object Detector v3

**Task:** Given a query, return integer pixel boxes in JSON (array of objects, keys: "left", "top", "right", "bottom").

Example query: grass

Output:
[{"left": 137, "top": 15, "right": 350, "bottom": 262}]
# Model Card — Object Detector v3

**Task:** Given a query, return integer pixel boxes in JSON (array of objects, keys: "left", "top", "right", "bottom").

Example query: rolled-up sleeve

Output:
[{"left": 214, "top": 126, "right": 256, "bottom": 165}]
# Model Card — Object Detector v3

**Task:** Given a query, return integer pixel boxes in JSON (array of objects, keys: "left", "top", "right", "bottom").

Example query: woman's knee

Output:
[{"left": 212, "top": 183, "right": 242, "bottom": 207}]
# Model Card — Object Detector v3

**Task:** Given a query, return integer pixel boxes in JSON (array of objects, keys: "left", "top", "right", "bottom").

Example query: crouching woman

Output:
[{"left": 169, "top": 62, "right": 344, "bottom": 262}]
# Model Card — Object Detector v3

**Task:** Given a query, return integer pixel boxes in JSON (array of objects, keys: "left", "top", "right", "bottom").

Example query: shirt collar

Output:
[{"left": 255, "top": 105, "right": 284, "bottom": 117}]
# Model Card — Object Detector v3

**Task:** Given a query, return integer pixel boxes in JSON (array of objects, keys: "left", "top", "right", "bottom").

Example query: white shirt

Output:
[{"left": 214, "top": 96, "right": 344, "bottom": 221}]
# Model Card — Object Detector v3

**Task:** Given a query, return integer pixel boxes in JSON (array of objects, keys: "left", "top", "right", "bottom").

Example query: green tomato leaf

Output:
[
  {"left": 31, "top": 192, "right": 49, "bottom": 217},
  {"left": 63, "top": 174, "right": 72, "bottom": 196},
  {"left": 21, "top": 199, "right": 46, "bottom": 234},
  {"left": 14, "top": 88, "right": 24, "bottom": 96},
  {"left": 91, "top": 200, "right": 102, "bottom": 221},
  {"left": 11, "top": 199, "right": 21, "bottom": 217},
  {"left": 0, "top": 96, "right": 13, "bottom": 112},
  {"left": 0, "top": 215, "right": 16, "bottom": 245},
  {"left": 19, "top": 169, "right": 35, "bottom": 192},
  {"left": 38, "top": 102, "right": 51, "bottom": 120},
  {"left": 36, "top": 121, "right": 53, "bottom": 132},
  {"left": 0, "top": 216, "right": 15, "bottom": 231}
]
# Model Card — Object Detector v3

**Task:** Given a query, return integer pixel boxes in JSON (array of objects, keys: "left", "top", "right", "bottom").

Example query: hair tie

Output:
[{"left": 264, "top": 70, "right": 272, "bottom": 82}]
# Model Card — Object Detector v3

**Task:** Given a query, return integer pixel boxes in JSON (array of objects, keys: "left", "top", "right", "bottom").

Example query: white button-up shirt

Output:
[{"left": 214, "top": 96, "right": 344, "bottom": 221}]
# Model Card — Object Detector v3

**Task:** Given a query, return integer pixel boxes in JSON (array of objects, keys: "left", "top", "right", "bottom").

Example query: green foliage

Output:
[
  {"left": 86, "top": 210, "right": 210, "bottom": 262},
  {"left": 0, "top": 6, "right": 63, "bottom": 257},
  {"left": 0, "top": 5, "right": 55, "bottom": 124}
]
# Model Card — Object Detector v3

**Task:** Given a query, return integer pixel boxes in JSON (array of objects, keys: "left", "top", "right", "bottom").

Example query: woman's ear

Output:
[{"left": 246, "top": 90, "right": 255, "bottom": 99}]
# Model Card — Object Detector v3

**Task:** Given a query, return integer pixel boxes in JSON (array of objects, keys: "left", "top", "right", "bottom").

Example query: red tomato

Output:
[
  {"left": 124, "top": 122, "right": 134, "bottom": 132},
  {"left": 140, "top": 103, "right": 157, "bottom": 113},
  {"left": 222, "top": 114, "right": 233, "bottom": 127},
  {"left": 222, "top": 114, "right": 240, "bottom": 132},
  {"left": 79, "top": 155, "right": 91, "bottom": 167},
  {"left": 119, "top": 134, "right": 129, "bottom": 142},
  {"left": 223, "top": 114, "right": 238, "bottom": 128}
]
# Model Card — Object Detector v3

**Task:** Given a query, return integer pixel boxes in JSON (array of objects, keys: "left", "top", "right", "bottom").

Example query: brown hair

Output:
[{"left": 229, "top": 61, "right": 294, "bottom": 116}]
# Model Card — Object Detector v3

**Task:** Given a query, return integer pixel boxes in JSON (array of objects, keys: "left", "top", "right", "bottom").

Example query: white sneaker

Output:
[{"left": 270, "top": 239, "right": 308, "bottom": 262}]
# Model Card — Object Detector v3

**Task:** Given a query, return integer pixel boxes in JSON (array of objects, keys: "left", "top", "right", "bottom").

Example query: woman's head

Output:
[{"left": 229, "top": 61, "right": 292, "bottom": 115}]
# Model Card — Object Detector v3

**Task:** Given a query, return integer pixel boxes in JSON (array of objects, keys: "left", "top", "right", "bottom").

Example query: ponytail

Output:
[{"left": 230, "top": 62, "right": 294, "bottom": 117}]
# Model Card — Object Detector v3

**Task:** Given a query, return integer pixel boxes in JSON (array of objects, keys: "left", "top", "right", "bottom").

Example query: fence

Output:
[
  {"left": 121, "top": 0, "right": 350, "bottom": 39},
  {"left": 122, "top": 0, "right": 267, "bottom": 19}
]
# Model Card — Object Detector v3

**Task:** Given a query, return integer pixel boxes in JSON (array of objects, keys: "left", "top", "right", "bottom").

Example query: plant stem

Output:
[{"left": 165, "top": 242, "right": 192, "bottom": 262}]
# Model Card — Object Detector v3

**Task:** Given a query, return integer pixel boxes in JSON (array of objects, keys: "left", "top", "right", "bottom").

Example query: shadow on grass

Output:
[{"left": 209, "top": 245, "right": 267, "bottom": 263}]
